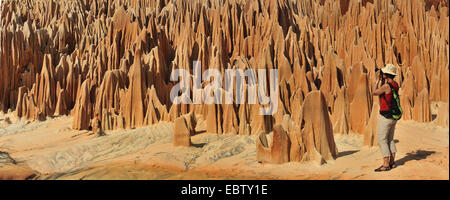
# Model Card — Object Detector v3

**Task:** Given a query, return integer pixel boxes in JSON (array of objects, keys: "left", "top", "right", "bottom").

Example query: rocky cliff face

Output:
[{"left": 1, "top": 0, "right": 448, "bottom": 138}]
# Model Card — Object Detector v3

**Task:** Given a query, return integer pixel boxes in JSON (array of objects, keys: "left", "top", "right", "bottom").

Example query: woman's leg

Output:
[
  {"left": 387, "top": 120, "right": 397, "bottom": 153},
  {"left": 388, "top": 120, "right": 398, "bottom": 167},
  {"left": 376, "top": 115, "right": 391, "bottom": 171}
]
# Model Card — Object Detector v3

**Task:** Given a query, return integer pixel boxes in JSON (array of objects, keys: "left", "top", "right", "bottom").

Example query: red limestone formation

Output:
[
  {"left": 72, "top": 78, "right": 93, "bottom": 130},
  {"left": 299, "top": 91, "right": 338, "bottom": 164},
  {"left": 173, "top": 112, "right": 196, "bottom": 147},
  {"left": 436, "top": 102, "right": 449, "bottom": 128},
  {"left": 0, "top": 0, "right": 448, "bottom": 151},
  {"left": 256, "top": 91, "right": 338, "bottom": 165},
  {"left": 256, "top": 125, "right": 291, "bottom": 164},
  {"left": 364, "top": 100, "right": 380, "bottom": 147}
]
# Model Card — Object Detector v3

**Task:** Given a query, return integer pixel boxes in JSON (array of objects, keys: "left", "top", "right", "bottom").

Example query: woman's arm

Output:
[{"left": 372, "top": 84, "right": 390, "bottom": 96}]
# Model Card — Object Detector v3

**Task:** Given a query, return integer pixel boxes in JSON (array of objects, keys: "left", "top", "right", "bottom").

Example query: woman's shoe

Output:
[
  {"left": 374, "top": 165, "right": 391, "bottom": 172},
  {"left": 390, "top": 162, "right": 397, "bottom": 169}
]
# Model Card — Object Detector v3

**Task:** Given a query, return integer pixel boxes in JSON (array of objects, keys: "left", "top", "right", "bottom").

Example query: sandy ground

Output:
[{"left": 0, "top": 111, "right": 448, "bottom": 180}]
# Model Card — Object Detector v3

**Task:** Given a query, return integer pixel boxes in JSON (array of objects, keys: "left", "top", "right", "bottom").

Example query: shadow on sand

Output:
[
  {"left": 193, "top": 130, "right": 206, "bottom": 135},
  {"left": 338, "top": 150, "right": 359, "bottom": 158},
  {"left": 395, "top": 150, "right": 436, "bottom": 167},
  {"left": 191, "top": 143, "right": 207, "bottom": 148}
]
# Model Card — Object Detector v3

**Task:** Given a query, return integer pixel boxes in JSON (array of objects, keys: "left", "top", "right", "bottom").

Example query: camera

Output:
[
  {"left": 375, "top": 68, "right": 384, "bottom": 82},
  {"left": 375, "top": 67, "right": 383, "bottom": 76}
]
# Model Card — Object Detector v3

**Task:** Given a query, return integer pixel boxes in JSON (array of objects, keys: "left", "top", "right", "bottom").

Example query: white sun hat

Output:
[{"left": 381, "top": 63, "right": 397, "bottom": 76}]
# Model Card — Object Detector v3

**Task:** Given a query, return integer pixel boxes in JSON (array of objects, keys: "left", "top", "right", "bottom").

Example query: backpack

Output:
[{"left": 382, "top": 82, "right": 402, "bottom": 120}]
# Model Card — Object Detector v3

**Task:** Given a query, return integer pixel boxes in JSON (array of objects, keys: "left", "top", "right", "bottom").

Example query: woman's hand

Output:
[
  {"left": 377, "top": 79, "right": 383, "bottom": 88},
  {"left": 375, "top": 78, "right": 383, "bottom": 89}
]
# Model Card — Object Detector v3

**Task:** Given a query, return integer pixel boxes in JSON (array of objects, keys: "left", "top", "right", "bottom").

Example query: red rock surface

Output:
[
  {"left": 298, "top": 90, "right": 338, "bottom": 163},
  {"left": 256, "top": 125, "right": 291, "bottom": 164},
  {"left": 257, "top": 91, "right": 337, "bottom": 164},
  {"left": 1, "top": 0, "right": 448, "bottom": 143},
  {"left": 173, "top": 112, "right": 196, "bottom": 147},
  {"left": 436, "top": 102, "right": 449, "bottom": 128}
]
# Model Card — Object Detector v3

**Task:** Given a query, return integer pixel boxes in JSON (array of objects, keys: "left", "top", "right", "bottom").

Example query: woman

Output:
[{"left": 372, "top": 64, "right": 400, "bottom": 172}]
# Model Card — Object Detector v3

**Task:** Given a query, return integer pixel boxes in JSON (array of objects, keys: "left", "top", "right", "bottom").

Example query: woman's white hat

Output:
[{"left": 381, "top": 63, "right": 397, "bottom": 76}]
